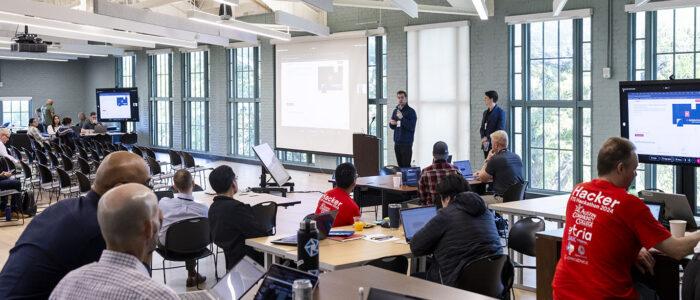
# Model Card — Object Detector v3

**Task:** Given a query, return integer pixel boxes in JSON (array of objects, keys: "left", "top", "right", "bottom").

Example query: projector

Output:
[
  {"left": 219, "top": 3, "right": 233, "bottom": 20},
  {"left": 11, "top": 26, "right": 47, "bottom": 53}
]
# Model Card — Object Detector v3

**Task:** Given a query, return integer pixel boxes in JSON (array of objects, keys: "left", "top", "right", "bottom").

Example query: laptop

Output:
[
  {"left": 400, "top": 167, "right": 421, "bottom": 187},
  {"left": 271, "top": 210, "right": 338, "bottom": 245},
  {"left": 400, "top": 206, "right": 437, "bottom": 243},
  {"left": 254, "top": 264, "right": 319, "bottom": 300},
  {"left": 367, "top": 288, "right": 428, "bottom": 300},
  {"left": 638, "top": 190, "right": 697, "bottom": 230},
  {"left": 179, "top": 256, "right": 265, "bottom": 300},
  {"left": 643, "top": 201, "right": 664, "bottom": 222},
  {"left": 453, "top": 160, "right": 474, "bottom": 180},
  {"left": 94, "top": 125, "right": 108, "bottom": 133}
]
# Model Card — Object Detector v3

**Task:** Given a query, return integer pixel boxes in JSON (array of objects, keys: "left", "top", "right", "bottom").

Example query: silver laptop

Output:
[
  {"left": 94, "top": 125, "right": 108, "bottom": 133},
  {"left": 179, "top": 256, "right": 265, "bottom": 300}
]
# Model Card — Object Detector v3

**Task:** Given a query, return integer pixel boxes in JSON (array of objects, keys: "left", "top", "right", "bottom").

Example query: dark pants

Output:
[
  {"left": 0, "top": 179, "right": 21, "bottom": 208},
  {"left": 394, "top": 144, "right": 412, "bottom": 168}
]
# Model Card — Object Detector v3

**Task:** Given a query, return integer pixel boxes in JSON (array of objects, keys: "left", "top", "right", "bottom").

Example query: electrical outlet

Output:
[{"left": 602, "top": 67, "right": 611, "bottom": 79}]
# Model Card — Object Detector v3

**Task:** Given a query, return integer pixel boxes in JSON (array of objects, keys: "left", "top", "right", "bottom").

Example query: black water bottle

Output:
[{"left": 297, "top": 219, "right": 319, "bottom": 275}]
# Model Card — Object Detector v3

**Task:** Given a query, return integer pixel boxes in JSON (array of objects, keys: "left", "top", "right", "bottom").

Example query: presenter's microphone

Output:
[{"left": 369, "top": 116, "right": 376, "bottom": 130}]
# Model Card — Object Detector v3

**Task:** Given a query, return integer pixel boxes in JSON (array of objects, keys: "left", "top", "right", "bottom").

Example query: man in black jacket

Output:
[
  {"left": 410, "top": 174, "right": 502, "bottom": 287},
  {"left": 208, "top": 165, "right": 269, "bottom": 271}
]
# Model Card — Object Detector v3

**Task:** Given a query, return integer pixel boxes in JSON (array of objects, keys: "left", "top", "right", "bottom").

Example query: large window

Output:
[
  {"left": 510, "top": 17, "right": 592, "bottom": 192},
  {"left": 276, "top": 150, "right": 314, "bottom": 164},
  {"left": 631, "top": 8, "right": 700, "bottom": 202},
  {"left": 0, "top": 98, "right": 30, "bottom": 130},
  {"left": 116, "top": 56, "right": 136, "bottom": 132},
  {"left": 183, "top": 51, "right": 209, "bottom": 152},
  {"left": 368, "top": 36, "right": 389, "bottom": 166},
  {"left": 229, "top": 47, "right": 260, "bottom": 157},
  {"left": 149, "top": 53, "right": 172, "bottom": 148}
]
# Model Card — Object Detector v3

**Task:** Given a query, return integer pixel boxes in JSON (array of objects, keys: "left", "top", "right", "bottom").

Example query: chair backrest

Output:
[
  {"left": 379, "top": 165, "right": 401, "bottom": 176},
  {"left": 131, "top": 146, "right": 144, "bottom": 158},
  {"left": 144, "top": 147, "right": 156, "bottom": 160},
  {"left": 56, "top": 168, "right": 72, "bottom": 189},
  {"left": 118, "top": 144, "right": 128, "bottom": 152},
  {"left": 251, "top": 201, "right": 277, "bottom": 235},
  {"left": 164, "top": 217, "right": 211, "bottom": 253},
  {"left": 60, "top": 154, "right": 73, "bottom": 171},
  {"left": 78, "top": 157, "right": 92, "bottom": 174},
  {"left": 364, "top": 256, "right": 409, "bottom": 274},
  {"left": 128, "top": 132, "right": 138, "bottom": 145},
  {"left": 89, "top": 148, "right": 101, "bottom": 161},
  {"left": 146, "top": 157, "right": 161, "bottom": 175},
  {"left": 1, "top": 157, "right": 12, "bottom": 173},
  {"left": 0, "top": 158, "right": 8, "bottom": 174},
  {"left": 47, "top": 152, "right": 59, "bottom": 168},
  {"left": 507, "top": 217, "right": 545, "bottom": 257},
  {"left": 501, "top": 181, "right": 528, "bottom": 203},
  {"left": 168, "top": 150, "right": 182, "bottom": 167},
  {"left": 35, "top": 150, "right": 48, "bottom": 166},
  {"left": 78, "top": 147, "right": 89, "bottom": 161},
  {"left": 11, "top": 146, "right": 22, "bottom": 161},
  {"left": 20, "top": 161, "right": 32, "bottom": 180},
  {"left": 37, "top": 164, "right": 53, "bottom": 184},
  {"left": 23, "top": 147, "right": 34, "bottom": 164},
  {"left": 182, "top": 151, "right": 196, "bottom": 168},
  {"left": 154, "top": 190, "right": 174, "bottom": 201},
  {"left": 455, "top": 254, "right": 514, "bottom": 299},
  {"left": 76, "top": 172, "right": 91, "bottom": 193}
]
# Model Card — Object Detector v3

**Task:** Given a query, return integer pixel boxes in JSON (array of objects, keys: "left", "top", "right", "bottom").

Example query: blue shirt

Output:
[
  {"left": 389, "top": 104, "right": 417, "bottom": 146},
  {"left": 0, "top": 190, "right": 105, "bottom": 299},
  {"left": 480, "top": 104, "right": 506, "bottom": 145}
]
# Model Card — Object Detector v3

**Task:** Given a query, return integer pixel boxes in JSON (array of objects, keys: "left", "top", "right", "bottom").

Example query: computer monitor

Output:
[
  {"left": 638, "top": 190, "right": 697, "bottom": 230},
  {"left": 254, "top": 264, "right": 319, "bottom": 300},
  {"left": 400, "top": 206, "right": 437, "bottom": 242},
  {"left": 453, "top": 160, "right": 473, "bottom": 179},
  {"left": 95, "top": 87, "right": 139, "bottom": 122},
  {"left": 401, "top": 167, "right": 420, "bottom": 187}
]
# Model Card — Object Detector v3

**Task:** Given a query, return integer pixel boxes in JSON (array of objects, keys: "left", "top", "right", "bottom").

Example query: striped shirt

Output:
[
  {"left": 418, "top": 161, "right": 461, "bottom": 205},
  {"left": 50, "top": 250, "right": 178, "bottom": 300}
]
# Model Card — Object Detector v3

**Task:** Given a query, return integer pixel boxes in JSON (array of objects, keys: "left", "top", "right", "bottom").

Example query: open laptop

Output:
[
  {"left": 643, "top": 201, "right": 664, "bottom": 222},
  {"left": 254, "top": 264, "right": 319, "bottom": 300},
  {"left": 401, "top": 167, "right": 421, "bottom": 187},
  {"left": 638, "top": 190, "right": 697, "bottom": 230},
  {"left": 400, "top": 206, "right": 437, "bottom": 243},
  {"left": 94, "top": 124, "right": 108, "bottom": 133},
  {"left": 271, "top": 210, "right": 338, "bottom": 246},
  {"left": 453, "top": 160, "right": 474, "bottom": 180},
  {"left": 179, "top": 256, "right": 265, "bottom": 300}
]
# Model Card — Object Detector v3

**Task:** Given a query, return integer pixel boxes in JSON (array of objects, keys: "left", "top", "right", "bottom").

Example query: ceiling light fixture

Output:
[
  {"left": 187, "top": 10, "right": 291, "bottom": 41},
  {"left": 471, "top": 0, "right": 488, "bottom": 20},
  {"left": 0, "top": 55, "right": 68, "bottom": 62},
  {"left": 48, "top": 50, "right": 108, "bottom": 57}
]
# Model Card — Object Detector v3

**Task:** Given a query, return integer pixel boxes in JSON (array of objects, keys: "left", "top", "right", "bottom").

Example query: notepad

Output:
[{"left": 328, "top": 234, "right": 365, "bottom": 242}]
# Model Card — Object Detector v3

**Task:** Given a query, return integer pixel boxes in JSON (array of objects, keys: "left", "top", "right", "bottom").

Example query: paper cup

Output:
[
  {"left": 393, "top": 177, "right": 401, "bottom": 188},
  {"left": 670, "top": 220, "right": 687, "bottom": 238}
]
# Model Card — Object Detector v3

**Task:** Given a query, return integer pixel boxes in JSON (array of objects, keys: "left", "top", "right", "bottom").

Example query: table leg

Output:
[{"left": 263, "top": 253, "right": 273, "bottom": 269}]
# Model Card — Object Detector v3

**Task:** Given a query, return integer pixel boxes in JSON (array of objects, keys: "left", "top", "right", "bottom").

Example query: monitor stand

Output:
[{"left": 250, "top": 165, "right": 295, "bottom": 197}]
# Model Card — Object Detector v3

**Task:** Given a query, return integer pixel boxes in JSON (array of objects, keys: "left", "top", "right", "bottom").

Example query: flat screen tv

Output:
[
  {"left": 620, "top": 79, "right": 700, "bottom": 166},
  {"left": 95, "top": 87, "right": 139, "bottom": 122}
]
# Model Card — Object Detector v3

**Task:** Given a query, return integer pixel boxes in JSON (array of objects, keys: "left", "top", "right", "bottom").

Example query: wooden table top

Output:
[
  {"left": 488, "top": 194, "right": 570, "bottom": 221},
  {"left": 313, "top": 266, "right": 496, "bottom": 300},
  {"left": 247, "top": 224, "right": 411, "bottom": 271}
]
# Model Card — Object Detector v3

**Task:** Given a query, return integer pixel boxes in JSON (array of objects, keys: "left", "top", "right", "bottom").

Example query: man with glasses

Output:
[
  {"left": 315, "top": 162, "right": 360, "bottom": 227},
  {"left": 0, "top": 128, "right": 18, "bottom": 165},
  {"left": 0, "top": 151, "right": 152, "bottom": 299}
]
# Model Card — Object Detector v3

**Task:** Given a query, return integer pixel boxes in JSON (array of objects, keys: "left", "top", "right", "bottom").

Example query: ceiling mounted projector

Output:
[
  {"left": 11, "top": 26, "right": 48, "bottom": 53},
  {"left": 219, "top": 4, "right": 233, "bottom": 20}
]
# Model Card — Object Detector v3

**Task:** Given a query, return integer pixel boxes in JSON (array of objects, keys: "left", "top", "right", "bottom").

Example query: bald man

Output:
[
  {"left": 0, "top": 151, "right": 152, "bottom": 299},
  {"left": 51, "top": 184, "right": 177, "bottom": 299},
  {"left": 41, "top": 99, "right": 55, "bottom": 127}
]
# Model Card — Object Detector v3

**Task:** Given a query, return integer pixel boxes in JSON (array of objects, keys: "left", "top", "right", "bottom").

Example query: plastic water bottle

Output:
[
  {"left": 297, "top": 219, "right": 319, "bottom": 275},
  {"left": 5, "top": 205, "right": 11, "bottom": 222}
]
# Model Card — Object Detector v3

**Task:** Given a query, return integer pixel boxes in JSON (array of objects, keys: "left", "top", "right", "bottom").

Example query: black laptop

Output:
[
  {"left": 254, "top": 264, "right": 319, "bottom": 300},
  {"left": 271, "top": 210, "right": 338, "bottom": 246}
]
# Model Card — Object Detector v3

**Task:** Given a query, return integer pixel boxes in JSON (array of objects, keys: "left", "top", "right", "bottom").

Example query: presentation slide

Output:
[
  {"left": 99, "top": 92, "right": 132, "bottom": 120},
  {"left": 628, "top": 91, "right": 700, "bottom": 164},
  {"left": 275, "top": 37, "right": 367, "bottom": 156}
]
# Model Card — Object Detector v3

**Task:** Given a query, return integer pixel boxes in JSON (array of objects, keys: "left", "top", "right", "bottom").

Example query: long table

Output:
[
  {"left": 488, "top": 194, "right": 569, "bottom": 227},
  {"left": 191, "top": 191, "right": 301, "bottom": 208}
]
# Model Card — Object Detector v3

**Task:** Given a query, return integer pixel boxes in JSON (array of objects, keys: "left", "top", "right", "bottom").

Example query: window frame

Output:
[
  {"left": 148, "top": 53, "right": 173, "bottom": 148},
  {"left": 368, "top": 35, "right": 389, "bottom": 167},
  {"left": 182, "top": 50, "right": 210, "bottom": 152},
  {"left": 116, "top": 55, "right": 137, "bottom": 132},
  {"left": 228, "top": 47, "right": 261, "bottom": 158}
]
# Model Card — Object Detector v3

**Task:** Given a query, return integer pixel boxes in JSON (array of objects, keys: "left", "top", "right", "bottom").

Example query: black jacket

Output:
[
  {"left": 208, "top": 195, "right": 269, "bottom": 269},
  {"left": 410, "top": 192, "right": 502, "bottom": 287}
]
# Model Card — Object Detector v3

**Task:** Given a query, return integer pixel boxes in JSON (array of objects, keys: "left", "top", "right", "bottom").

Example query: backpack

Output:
[{"left": 20, "top": 190, "right": 37, "bottom": 216}]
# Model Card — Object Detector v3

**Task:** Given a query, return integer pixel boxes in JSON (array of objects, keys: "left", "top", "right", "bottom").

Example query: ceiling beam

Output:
[
  {"left": 187, "top": 10, "right": 291, "bottom": 41},
  {"left": 0, "top": 49, "right": 78, "bottom": 61},
  {"left": 635, "top": 0, "right": 651, "bottom": 7},
  {"left": 131, "top": 0, "right": 181, "bottom": 9},
  {"left": 333, "top": 0, "right": 477, "bottom": 16},
  {"left": 553, "top": 0, "right": 567, "bottom": 16},
  {"left": 389, "top": 0, "right": 418, "bottom": 18},
  {"left": 275, "top": 11, "right": 329, "bottom": 37}
]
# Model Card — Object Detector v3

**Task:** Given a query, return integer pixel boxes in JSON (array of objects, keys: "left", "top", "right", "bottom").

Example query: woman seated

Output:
[{"left": 410, "top": 174, "right": 502, "bottom": 287}]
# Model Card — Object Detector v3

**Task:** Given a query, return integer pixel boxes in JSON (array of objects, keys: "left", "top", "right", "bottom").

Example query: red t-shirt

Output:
[
  {"left": 552, "top": 179, "right": 671, "bottom": 300},
  {"left": 314, "top": 187, "right": 360, "bottom": 227}
]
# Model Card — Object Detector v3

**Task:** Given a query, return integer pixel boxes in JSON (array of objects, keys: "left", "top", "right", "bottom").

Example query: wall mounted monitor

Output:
[{"left": 96, "top": 87, "right": 139, "bottom": 122}]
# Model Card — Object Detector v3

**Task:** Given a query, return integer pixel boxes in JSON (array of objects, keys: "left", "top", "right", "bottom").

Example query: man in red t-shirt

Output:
[
  {"left": 315, "top": 163, "right": 360, "bottom": 227},
  {"left": 553, "top": 137, "right": 700, "bottom": 299}
]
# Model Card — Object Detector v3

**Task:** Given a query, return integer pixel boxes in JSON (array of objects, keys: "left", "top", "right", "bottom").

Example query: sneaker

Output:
[{"left": 186, "top": 273, "right": 207, "bottom": 287}]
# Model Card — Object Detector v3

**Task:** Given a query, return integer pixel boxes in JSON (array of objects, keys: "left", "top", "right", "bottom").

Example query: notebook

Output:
[{"left": 400, "top": 206, "right": 437, "bottom": 242}]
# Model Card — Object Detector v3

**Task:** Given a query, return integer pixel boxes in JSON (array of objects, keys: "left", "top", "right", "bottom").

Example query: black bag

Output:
[
  {"left": 20, "top": 190, "right": 36, "bottom": 216},
  {"left": 494, "top": 212, "right": 508, "bottom": 234}
]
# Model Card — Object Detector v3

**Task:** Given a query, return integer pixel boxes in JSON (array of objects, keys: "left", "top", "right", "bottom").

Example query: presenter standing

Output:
[
  {"left": 389, "top": 90, "right": 417, "bottom": 168},
  {"left": 479, "top": 91, "right": 505, "bottom": 158}
]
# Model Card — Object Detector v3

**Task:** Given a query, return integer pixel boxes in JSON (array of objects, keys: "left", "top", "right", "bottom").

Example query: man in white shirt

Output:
[
  {"left": 50, "top": 183, "right": 178, "bottom": 300},
  {"left": 158, "top": 169, "right": 208, "bottom": 287},
  {"left": 0, "top": 128, "right": 18, "bottom": 165}
]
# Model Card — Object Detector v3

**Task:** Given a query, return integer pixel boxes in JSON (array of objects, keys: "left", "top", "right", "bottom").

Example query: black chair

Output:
[
  {"left": 153, "top": 217, "right": 213, "bottom": 289},
  {"left": 34, "top": 150, "right": 49, "bottom": 167},
  {"left": 455, "top": 254, "right": 514, "bottom": 300},
  {"left": 94, "top": 134, "right": 112, "bottom": 145},
  {"left": 379, "top": 165, "right": 401, "bottom": 176},
  {"left": 132, "top": 146, "right": 144, "bottom": 158},
  {"left": 76, "top": 171, "right": 91, "bottom": 196},
  {"left": 36, "top": 164, "right": 58, "bottom": 205},
  {"left": 507, "top": 217, "right": 545, "bottom": 269},
  {"left": 501, "top": 181, "right": 528, "bottom": 203},
  {"left": 89, "top": 148, "right": 102, "bottom": 162},
  {"left": 154, "top": 190, "right": 174, "bottom": 201},
  {"left": 19, "top": 161, "right": 38, "bottom": 192},
  {"left": 181, "top": 151, "right": 211, "bottom": 188},
  {"left": 60, "top": 154, "right": 74, "bottom": 173},
  {"left": 363, "top": 256, "right": 408, "bottom": 274},
  {"left": 47, "top": 152, "right": 60, "bottom": 169},
  {"left": 168, "top": 150, "right": 183, "bottom": 170},
  {"left": 56, "top": 168, "right": 79, "bottom": 200},
  {"left": 77, "top": 157, "right": 95, "bottom": 180},
  {"left": 118, "top": 144, "right": 129, "bottom": 152},
  {"left": 251, "top": 201, "right": 278, "bottom": 235}
]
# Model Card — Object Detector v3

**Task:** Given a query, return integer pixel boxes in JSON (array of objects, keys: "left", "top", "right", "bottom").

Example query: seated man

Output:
[
  {"left": 0, "top": 152, "right": 152, "bottom": 299},
  {"left": 28, "top": 117, "right": 52, "bottom": 147},
  {"left": 81, "top": 112, "right": 103, "bottom": 133},
  {"left": 0, "top": 128, "right": 18, "bottom": 165},
  {"left": 474, "top": 130, "right": 524, "bottom": 204},
  {"left": 418, "top": 141, "right": 461, "bottom": 206},
  {"left": 315, "top": 162, "right": 360, "bottom": 227},
  {"left": 553, "top": 137, "right": 700, "bottom": 299},
  {"left": 57, "top": 117, "right": 78, "bottom": 142},
  {"left": 50, "top": 184, "right": 178, "bottom": 299},
  {"left": 208, "top": 165, "right": 268, "bottom": 271},
  {"left": 158, "top": 169, "right": 208, "bottom": 287},
  {"left": 0, "top": 171, "right": 24, "bottom": 219},
  {"left": 410, "top": 174, "right": 502, "bottom": 286}
]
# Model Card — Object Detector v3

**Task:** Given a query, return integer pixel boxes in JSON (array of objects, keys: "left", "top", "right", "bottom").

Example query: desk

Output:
[
  {"left": 488, "top": 194, "right": 569, "bottom": 227},
  {"left": 535, "top": 229, "right": 682, "bottom": 300},
  {"left": 247, "top": 224, "right": 411, "bottom": 271}
]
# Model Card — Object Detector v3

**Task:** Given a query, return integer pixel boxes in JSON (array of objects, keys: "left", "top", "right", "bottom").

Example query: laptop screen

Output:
[
  {"left": 645, "top": 202, "right": 662, "bottom": 221},
  {"left": 401, "top": 167, "right": 421, "bottom": 186},
  {"left": 401, "top": 206, "right": 437, "bottom": 242},
  {"left": 310, "top": 210, "right": 338, "bottom": 239},
  {"left": 453, "top": 160, "right": 472, "bottom": 178},
  {"left": 254, "top": 264, "right": 319, "bottom": 300},
  {"left": 211, "top": 256, "right": 266, "bottom": 300}
]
